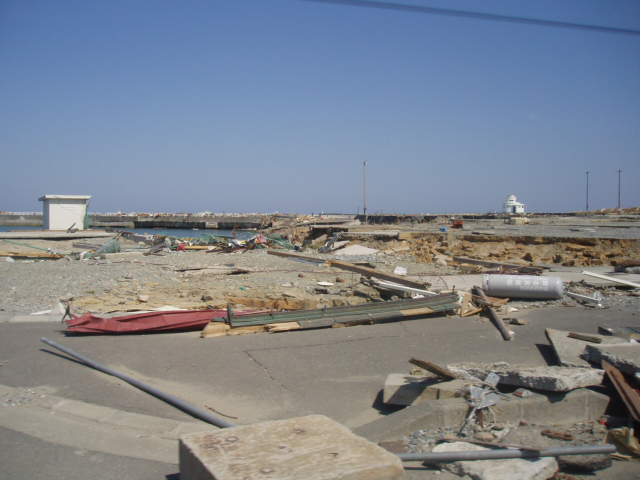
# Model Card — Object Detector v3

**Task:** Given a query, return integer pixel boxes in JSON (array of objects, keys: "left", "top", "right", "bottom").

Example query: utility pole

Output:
[
  {"left": 617, "top": 169, "right": 622, "bottom": 210},
  {"left": 586, "top": 171, "right": 590, "bottom": 212},
  {"left": 363, "top": 161, "right": 368, "bottom": 224}
]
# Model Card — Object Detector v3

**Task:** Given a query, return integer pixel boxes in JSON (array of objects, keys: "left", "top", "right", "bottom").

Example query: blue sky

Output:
[{"left": 1, "top": 0, "right": 638, "bottom": 214}]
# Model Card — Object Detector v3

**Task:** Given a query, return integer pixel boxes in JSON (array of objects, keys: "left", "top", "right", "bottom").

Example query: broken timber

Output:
[
  {"left": 582, "top": 271, "right": 640, "bottom": 289},
  {"left": 328, "top": 260, "right": 431, "bottom": 290},
  {"left": 602, "top": 360, "right": 640, "bottom": 422},
  {"left": 472, "top": 286, "right": 512, "bottom": 341},
  {"left": 409, "top": 358, "right": 459, "bottom": 380},
  {"left": 201, "top": 293, "right": 460, "bottom": 338},
  {"left": 267, "top": 250, "right": 328, "bottom": 265},
  {"left": 453, "top": 256, "right": 544, "bottom": 274},
  {"left": 267, "top": 250, "right": 432, "bottom": 290}
]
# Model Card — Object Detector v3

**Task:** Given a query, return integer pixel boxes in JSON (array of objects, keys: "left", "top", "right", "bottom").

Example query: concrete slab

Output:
[
  {"left": 355, "top": 388, "right": 609, "bottom": 443},
  {"left": 179, "top": 415, "right": 405, "bottom": 480},
  {"left": 431, "top": 442, "right": 558, "bottom": 480},
  {"left": 584, "top": 343, "right": 640, "bottom": 376},
  {"left": 545, "top": 328, "right": 628, "bottom": 368},
  {"left": 447, "top": 362, "right": 604, "bottom": 392}
]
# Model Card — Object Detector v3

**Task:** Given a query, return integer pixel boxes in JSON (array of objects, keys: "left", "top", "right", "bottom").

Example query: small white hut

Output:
[
  {"left": 38, "top": 195, "right": 91, "bottom": 230},
  {"left": 503, "top": 194, "right": 525, "bottom": 214}
]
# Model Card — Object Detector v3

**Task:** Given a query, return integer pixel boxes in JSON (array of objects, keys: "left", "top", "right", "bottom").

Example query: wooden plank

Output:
[
  {"left": 568, "top": 332, "right": 602, "bottom": 343},
  {"left": 0, "top": 252, "right": 64, "bottom": 259},
  {"left": 459, "top": 292, "right": 483, "bottom": 317},
  {"left": 582, "top": 271, "right": 640, "bottom": 289},
  {"left": 472, "top": 295, "right": 510, "bottom": 308},
  {"left": 267, "top": 250, "right": 327, "bottom": 265},
  {"left": 267, "top": 322, "right": 302, "bottom": 332},
  {"left": 201, "top": 322, "right": 231, "bottom": 338},
  {"left": 602, "top": 360, "right": 640, "bottom": 422},
  {"left": 409, "top": 358, "right": 459, "bottom": 380},
  {"left": 226, "top": 325, "right": 268, "bottom": 336},
  {"left": 473, "top": 286, "right": 512, "bottom": 341},
  {"left": 398, "top": 307, "right": 435, "bottom": 316},
  {"left": 328, "top": 260, "right": 430, "bottom": 290}
]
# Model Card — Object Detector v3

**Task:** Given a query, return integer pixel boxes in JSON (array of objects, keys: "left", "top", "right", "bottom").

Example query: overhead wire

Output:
[{"left": 301, "top": 0, "right": 640, "bottom": 36}]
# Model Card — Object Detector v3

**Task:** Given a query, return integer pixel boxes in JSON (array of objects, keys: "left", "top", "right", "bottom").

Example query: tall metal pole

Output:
[
  {"left": 617, "top": 169, "right": 622, "bottom": 210},
  {"left": 586, "top": 171, "right": 590, "bottom": 211},
  {"left": 363, "top": 161, "right": 368, "bottom": 224}
]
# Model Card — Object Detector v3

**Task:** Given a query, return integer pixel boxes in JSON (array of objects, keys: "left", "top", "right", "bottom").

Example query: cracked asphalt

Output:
[{"left": 1, "top": 303, "right": 639, "bottom": 478}]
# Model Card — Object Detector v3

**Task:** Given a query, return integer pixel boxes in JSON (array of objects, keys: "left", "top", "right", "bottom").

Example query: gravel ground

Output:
[{"left": 1, "top": 218, "right": 639, "bottom": 317}]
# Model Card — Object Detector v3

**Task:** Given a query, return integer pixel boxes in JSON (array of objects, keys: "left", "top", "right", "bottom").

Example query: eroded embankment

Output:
[{"left": 394, "top": 234, "right": 639, "bottom": 267}]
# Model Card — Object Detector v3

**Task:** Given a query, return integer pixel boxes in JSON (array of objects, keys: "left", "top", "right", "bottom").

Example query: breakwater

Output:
[{"left": 0, "top": 213, "right": 268, "bottom": 230}]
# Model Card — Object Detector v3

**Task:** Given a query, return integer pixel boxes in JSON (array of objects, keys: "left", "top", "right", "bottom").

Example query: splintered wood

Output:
[
  {"left": 226, "top": 297, "right": 317, "bottom": 311},
  {"left": 201, "top": 322, "right": 301, "bottom": 338},
  {"left": 409, "top": 358, "right": 460, "bottom": 380}
]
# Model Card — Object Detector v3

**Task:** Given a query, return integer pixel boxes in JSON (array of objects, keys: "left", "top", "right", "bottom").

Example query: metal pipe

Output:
[
  {"left": 2, "top": 239, "right": 55, "bottom": 253},
  {"left": 398, "top": 444, "right": 616, "bottom": 462},
  {"left": 40, "top": 337, "right": 234, "bottom": 429}
]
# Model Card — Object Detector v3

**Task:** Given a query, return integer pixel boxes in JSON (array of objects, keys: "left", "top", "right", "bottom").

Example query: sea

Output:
[{"left": 0, "top": 225, "right": 239, "bottom": 239}]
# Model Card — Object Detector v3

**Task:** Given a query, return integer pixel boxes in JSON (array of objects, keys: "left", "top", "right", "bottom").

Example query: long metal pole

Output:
[
  {"left": 40, "top": 337, "right": 235, "bottom": 429},
  {"left": 398, "top": 444, "right": 616, "bottom": 462},
  {"left": 363, "top": 161, "right": 368, "bottom": 224},
  {"left": 586, "top": 171, "right": 590, "bottom": 211},
  {"left": 618, "top": 169, "right": 622, "bottom": 209}
]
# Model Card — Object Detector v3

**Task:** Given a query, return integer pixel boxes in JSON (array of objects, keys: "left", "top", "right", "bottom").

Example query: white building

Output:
[
  {"left": 503, "top": 194, "right": 525, "bottom": 214},
  {"left": 38, "top": 195, "right": 92, "bottom": 230}
]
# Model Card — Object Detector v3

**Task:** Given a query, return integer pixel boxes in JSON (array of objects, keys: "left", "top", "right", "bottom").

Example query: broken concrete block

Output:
[
  {"left": 546, "top": 328, "right": 627, "bottom": 368},
  {"left": 557, "top": 453, "right": 612, "bottom": 473},
  {"left": 446, "top": 362, "right": 604, "bottom": 392},
  {"left": 355, "top": 388, "right": 608, "bottom": 443},
  {"left": 584, "top": 343, "right": 640, "bottom": 376},
  {"left": 179, "top": 415, "right": 405, "bottom": 480},
  {"left": 383, "top": 374, "right": 436, "bottom": 406},
  {"left": 431, "top": 442, "right": 558, "bottom": 480},
  {"left": 416, "top": 379, "right": 468, "bottom": 403},
  {"left": 383, "top": 375, "right": 467, "bottom": 406}
]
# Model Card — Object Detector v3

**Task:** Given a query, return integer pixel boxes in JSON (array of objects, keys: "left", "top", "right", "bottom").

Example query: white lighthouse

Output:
[{"left": 503, "top": 194, "right": 525, "bottom": 214}]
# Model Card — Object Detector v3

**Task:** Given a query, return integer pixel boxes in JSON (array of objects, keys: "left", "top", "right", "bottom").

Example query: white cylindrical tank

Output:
[{"left": 482, "top": 274, "right": 564, "bottom": 299}]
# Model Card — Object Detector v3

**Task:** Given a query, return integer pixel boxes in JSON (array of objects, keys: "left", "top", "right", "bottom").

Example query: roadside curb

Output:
[{"left": 0, "top": 384, "right": 217, "bottom": 462}]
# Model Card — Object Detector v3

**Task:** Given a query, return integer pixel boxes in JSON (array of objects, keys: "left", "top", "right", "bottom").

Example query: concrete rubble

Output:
[
  {"left": 584, "top": 343, "right": 640, "bottom": 376},
  {"left": 179, "top": 415, "right": 405, "bottom": 480},
  {"left": 446, "top": 362, "right": 605, "bottom": 392},
  {"left": 545, "top": 328, "right": 628, "bottom": 368},
  {"left": 431, "top": 442, "right": 558, "bottom": 480},
  {"left": 2, "top": 212, "right": 640, "bottom": 478}
]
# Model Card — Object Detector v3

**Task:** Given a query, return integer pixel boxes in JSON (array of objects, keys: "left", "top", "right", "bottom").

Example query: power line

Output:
[{"left": 301, "top": 0, "right": 640, "bottom": 36}]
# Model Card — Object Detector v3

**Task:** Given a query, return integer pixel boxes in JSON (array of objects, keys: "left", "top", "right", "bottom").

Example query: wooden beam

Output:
[
  {"left": 473, "top": 286, "right": 512, "bottom": 341},
  {"left": 409, "top": 358, "right": 459, "bottom": 380},
  {"left": 602, "top": 360, "right": 640, "bottom": 422},
  {"left": 328, "top": 260, "right": 430, "bottom": 290},
  {"left": 267, "top": 250, "right": 327, "bottom": 265}
]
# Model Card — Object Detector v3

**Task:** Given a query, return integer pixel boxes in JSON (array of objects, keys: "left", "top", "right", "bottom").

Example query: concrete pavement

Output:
[{"left": 1, "top": 306, "right": 638, "bottom": 479}]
